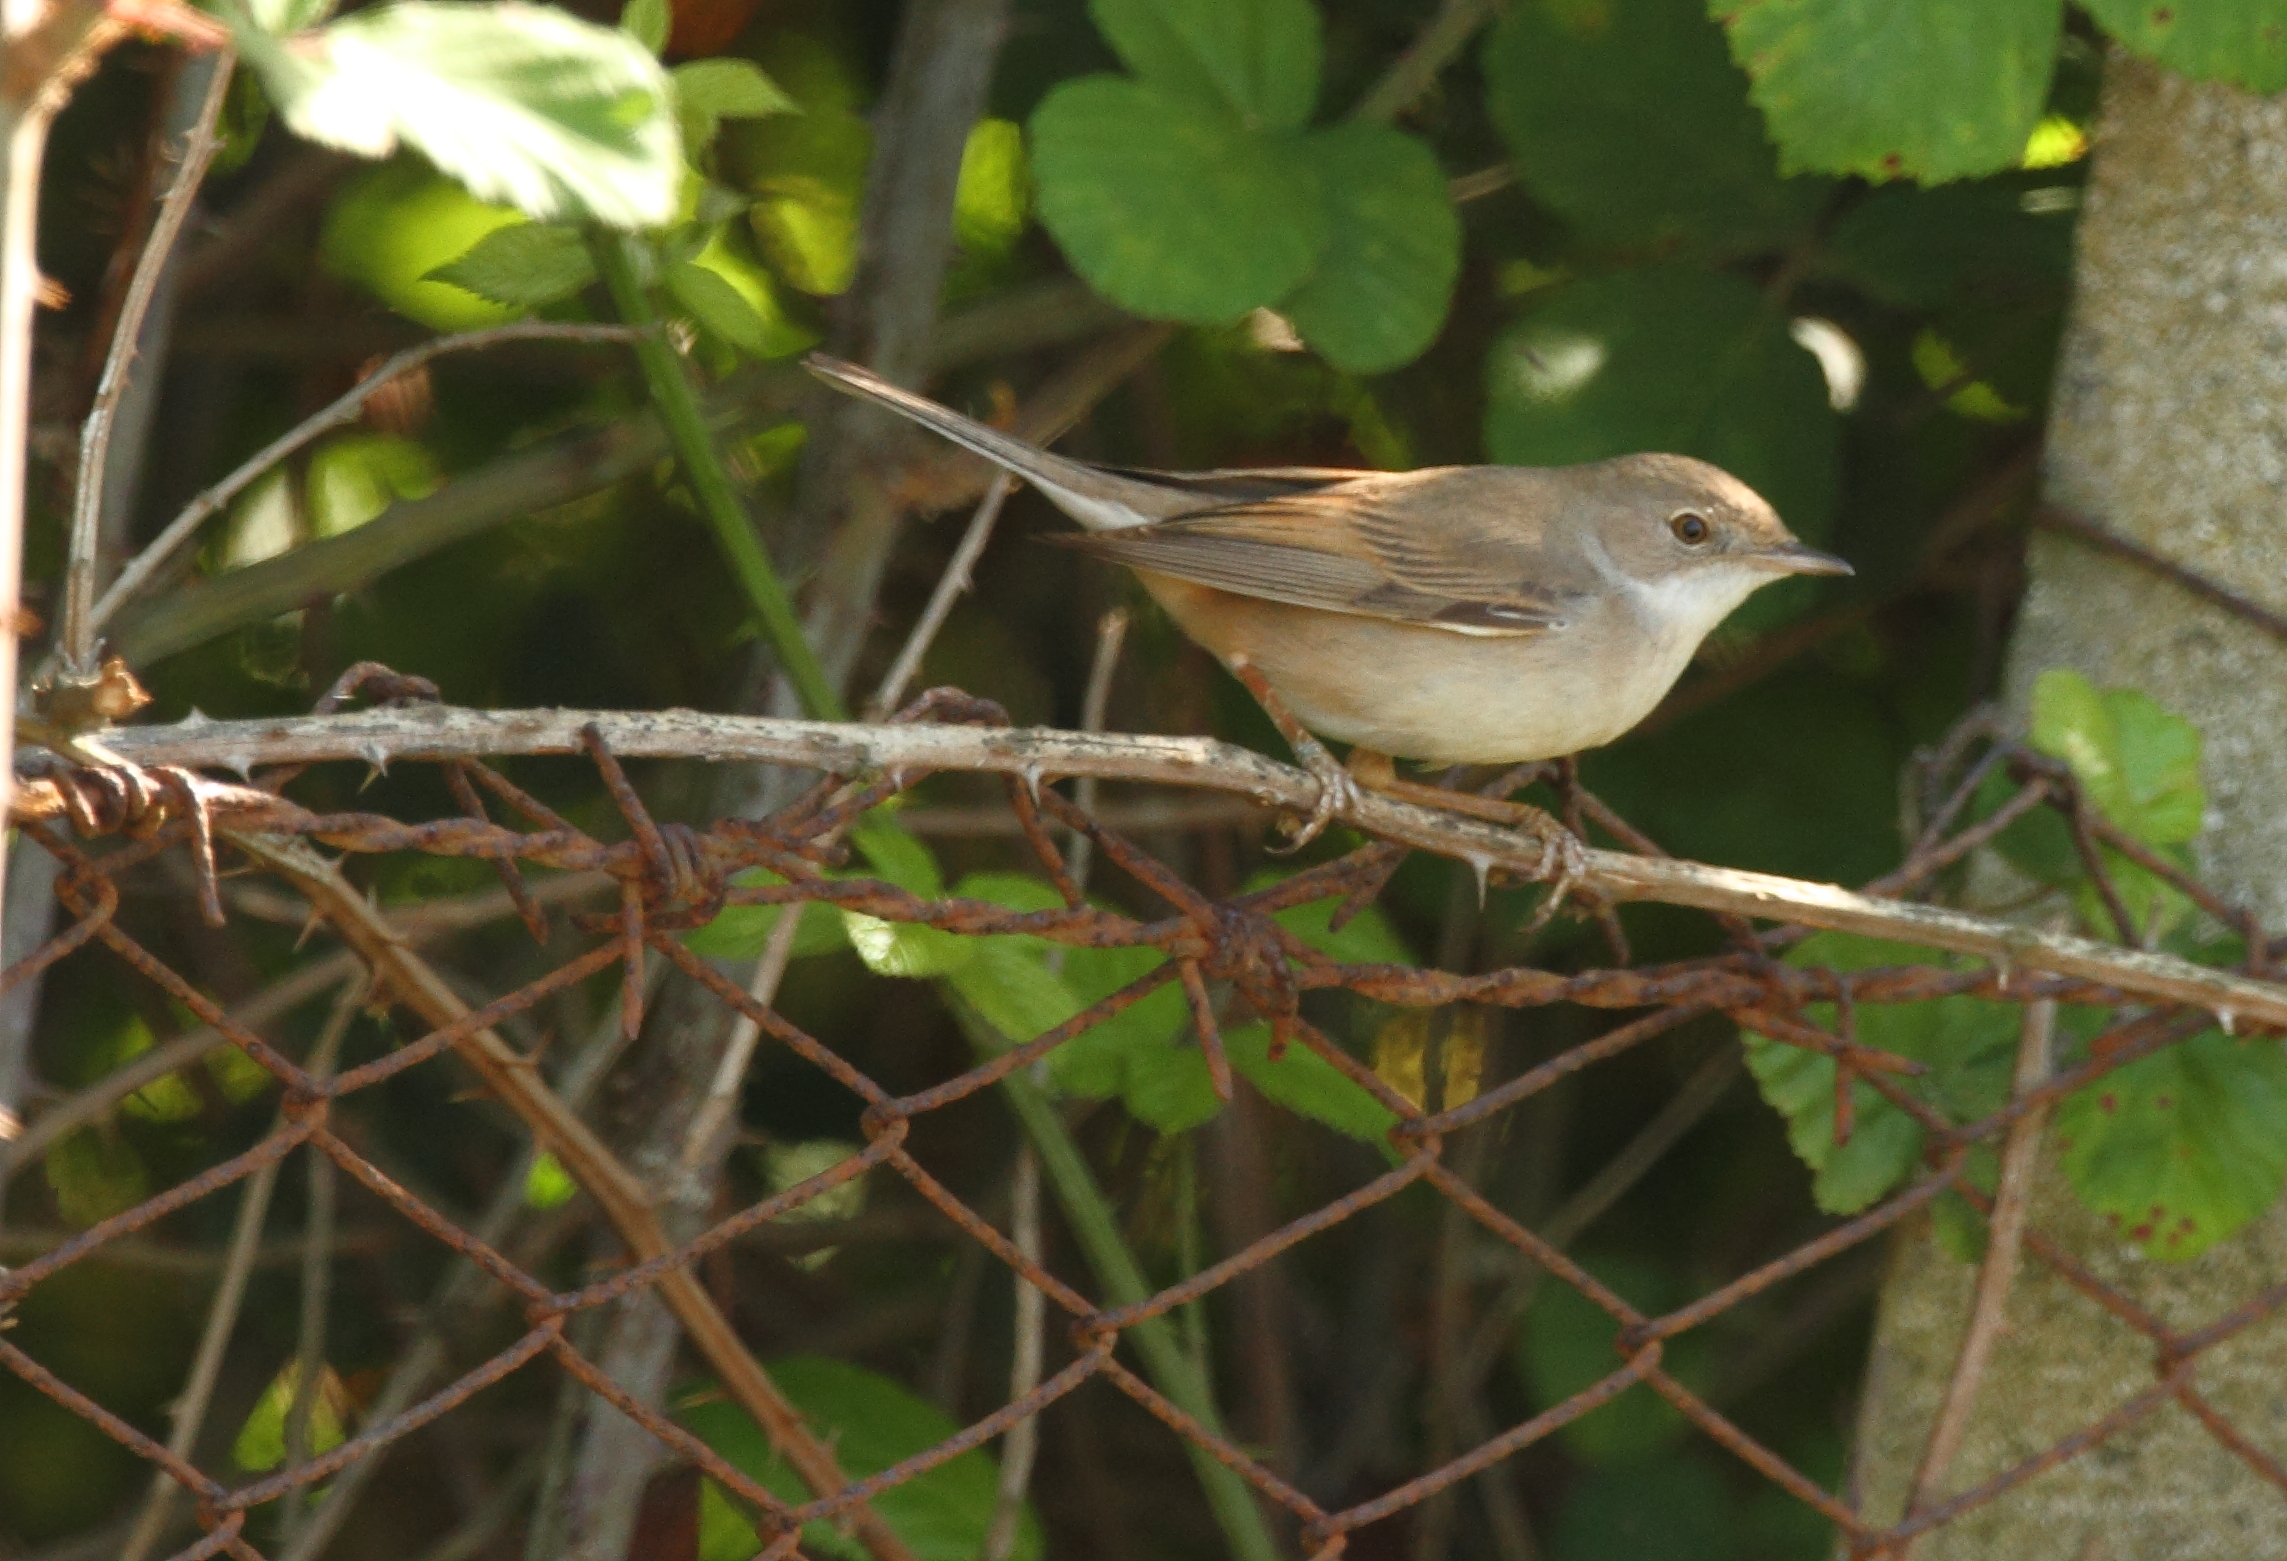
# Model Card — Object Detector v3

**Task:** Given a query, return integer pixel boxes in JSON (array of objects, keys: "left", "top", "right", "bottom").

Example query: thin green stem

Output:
[
  {"left": 590, "top": 234, "right": 844, "bottom": 722},
  {"left": 999, "top": 1070, "right": 1282, "bottom": 1561}
]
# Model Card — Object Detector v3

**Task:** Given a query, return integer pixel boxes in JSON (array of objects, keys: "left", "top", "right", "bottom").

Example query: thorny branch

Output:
[{"left": 51, "top": 702, "right": 2287, "bottom": 1031}]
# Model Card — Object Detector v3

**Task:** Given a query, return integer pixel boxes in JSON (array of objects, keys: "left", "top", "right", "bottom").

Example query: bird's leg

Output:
[
  {"left": 1343, "top": 751, "right": 1587, "bottom": 919},
  {"left": 1227, "top": 655, "right": 1359, "bottom": 849}
]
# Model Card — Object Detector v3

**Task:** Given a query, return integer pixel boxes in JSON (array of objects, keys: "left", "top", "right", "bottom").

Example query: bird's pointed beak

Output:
[{"left": 1754, "top": 540, "right": 1853, "bottom": 577}]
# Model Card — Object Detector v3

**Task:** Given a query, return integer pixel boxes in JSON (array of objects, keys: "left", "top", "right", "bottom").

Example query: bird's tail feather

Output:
[{"left": 803, "top": 353, "right": 1166, "bottom": 531}]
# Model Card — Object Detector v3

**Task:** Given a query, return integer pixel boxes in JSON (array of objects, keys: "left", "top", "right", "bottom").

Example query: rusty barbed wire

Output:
[{"left": 2, "top": 674, "right": 2284, "bottom": 1561}]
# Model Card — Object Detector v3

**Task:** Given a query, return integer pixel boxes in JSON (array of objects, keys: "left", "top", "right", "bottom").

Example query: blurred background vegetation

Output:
[{"left": 8, "top": 0, "right": 2268, "bottom": 1557}]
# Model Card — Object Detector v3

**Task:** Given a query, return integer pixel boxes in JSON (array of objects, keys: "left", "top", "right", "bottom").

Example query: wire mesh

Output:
[{"left": 3, "top": 672, "right": 2284, "bottom": 1561}]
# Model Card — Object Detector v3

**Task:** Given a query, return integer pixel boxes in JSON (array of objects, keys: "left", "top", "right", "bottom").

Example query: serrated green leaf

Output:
[
  {"left": 954, "top": 118, "right": 1030, "bottom": 258},
  {"left": 305, "top": 432, "right": 442, "bottom": 538},
  {"left": 232, "top": 1361, "right": 350, "bottom": 1472},
  {"left": 1281, "top": 123, "right": 1458, "bottom": 374},
  {"left": 674, "top": 229, "right": 816, "bottom": 359},
  {"left": 619, "top": 0, "right": 667, "bottom": 53},
  {"left": 724, "top": 104, "right": 871, "bottom": 295},
  {"left": 666, "top": 259, "right": 775, "bottom": 356},
  {"left": 949, "top": 940, "right": 1081, "bottom": 1047},
  {"left": 44, "top": 1129, "right": 150, "bottom": 1226},
  {"left": 2080, "top": 0, "right": 2287, "bottom": 94},
  {"left": 1741, "top": 931, "right": 2023, "bottom": 1214},
  {"left": 2029, "top": 669, "right": 2206, "bottom": 847},
  {"left": 1483, "top": 0, "right": 1828, "bottom": 252},
  {"left": 684, "top": 1358, "right": 1042, "bottom": 1561},
  {"left": 426, "top": 221, "right": 596, "bottom": 308},
  {"left": 673, "top": 58, "right": 798, "bottom": 148},
  {"left": 1486, "top": 266, "right": 1839, "bottom": 540},
  {"left": 2056, "top": 1032, "right": 2287, "bottom": 1260},
  {"left": 1088, "top": 0, "right": 1320, "bottom": 129},
  {"left": 1228, "top": 1022, "right": 1397, "bottom": 1146},
  {"left": 1713, "top": 0, "right": 2062, "bottom": 183},
  {"left": 1030, "top": 75, "right": 1326, "bottom": 324},
  {"left": 321, "top": 163, "right": 525, "bottom": 330},
  {"left": 245, "top": 1, "right": 682, "bottom": 229}
]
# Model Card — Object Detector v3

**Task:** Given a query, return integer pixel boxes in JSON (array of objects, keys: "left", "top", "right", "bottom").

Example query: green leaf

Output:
[
  {"left": 949, "top": 940, "right": 1082, "bottom": 1046},
  {"left": 1247, "top": 868, "right": 1417, "bottom": 965},
  {"left": 321, "top": 164, "right": 525, "bottom": 330},
  {"left": 666, "top": 259, "right": 774, "bottom": 357},
  {"left": 1741, "top": 931, "right": 2023, "bottom": 1214},
  {"left": 843, "top": 911, "right": 973, "bottom": 979},
  {"left": 682, "top": 897, "right": 847, "bottom": 960},
  {"left": 619, "top": 0, "right": 667, "bottom": 54},
  {"left": 1817, "top": 177, "right": 2073, "bottom": 308},
  {"left": 1485, "top": 266, "right": 1839, "bottom": 540},
  {"left": 2056, "top": 1032, "right": 2287, "bottom": 1260},
  {"left": 1482, "top": 0, "right": 1829, "bottom": 252},
  {"left": 244, "top": 1, "right": 683, "bottom": 229},
  {"left": 524, "top": 1151, "right": 579, "bottom": 1209},
  {"left": 954, "top": 118, "right": 1031, "bottom": 258},
  {"left": 1228, "top": 1022, "right": 1397, "bottom": 1146},
  {"left": 2029, "top": 669, "right": 2206, "bottom": 847},
  {"left": 1554, "top": 1456, "right": 1741, "bottom": 1559},
  {"left": 426, "top": 220, "right": 596, "bottom": 308},
  {"left": 1281, "top": 123, "right": 1459, "bottom": 374},
  {"left": 1517, "top": 1255, "right": 1718, "bottom": 1465},
  {"left": 1712, "top": 0, "right": 2062, "bottom": 183},
  {"left": 232, "top": 1361, "right": 350, "bottom": 1472},
  {"left": 854, "top": 819, "right": 943, "bottom": 896},
  {"left": 724, "top": 104, "right": 872, "bottom": 295},
  {"left": 44, "top": 1129, "right": 150, "bottom": 1227},
  {"left": 673, "top": 58, "right": 799, "bottom": 148},
  {"left": 1088, "top": 0, "right": 1321, "bottom": 129},
  {"left": 305, "top": 433, "right": 442, "bottom": 538},
  {"left": 684, "top": 1357, "right": 1043, "bottom": 1561},
  {"left": 249, "top": 0, "right": 336, "bottom": 38},
  {"left": 2080, "top": 0, "right": 2287, "bottom": 95},
  {"left": 1030, "top": 75, "right": 1326, "bottom": 324}
]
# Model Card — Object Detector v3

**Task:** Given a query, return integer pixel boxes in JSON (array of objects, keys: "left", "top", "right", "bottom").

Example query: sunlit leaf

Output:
[
  {"left": 673, "top": 58, "right": 798, "bottom": 149},
  {"left": 1281, "top": 123, "right": 1458, "bottom": 374},
  {"left": 306, "top": 433, "right": 442, "bottom": 537},
  {"left": 321, "top": 164, "right": 524, "bottom": 330},
  {"left": 954, "top": 118, "right": 1030, "bottom": 258},
  {"left": 2029, "top": 669, "right": 2206, "bottom": 846},
  {"left": 426, "top": 220, "right": 596, "bottom": 308},
  {"left": 724, "top": 104, "right": 871, "bottom": 295},
  {"left": 232, "top": 1361, "right": 350, "bottom": 1471},
  {"left": 1088, "top": 0, "right": 1320, "bottom": 129},
  {"left": 244, "top": 1, "right": 682, "bottom": 229},
  {"left": 1228, "top": 1022, "right": 1397, "bottom": 1146},
  {"left": 619, "top": 0, "right": 667, "bottom": 53},
  {"left": 524, "top": 1151, "right": 579, "bottom": 1209},
  {"left": 1712, "top": 0, "right": 2062, "bottom": 182},
  {"left": 44, "top": 1129, "right": 150, "bottom": 1227},
  {"left": 1031, "top": 76, "right": 1325, "bottom": 324},
  {"left": 2056, "top": 1032, "right": 2287, "bottom": 1260}
]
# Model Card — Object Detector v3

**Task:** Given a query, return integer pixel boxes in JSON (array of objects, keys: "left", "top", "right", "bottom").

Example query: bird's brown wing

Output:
[{"left": 1053, "top": 482, "right": 1578, "bottom": 636}]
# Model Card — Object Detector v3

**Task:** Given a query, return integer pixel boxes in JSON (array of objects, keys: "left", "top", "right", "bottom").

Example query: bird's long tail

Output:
[{"left": 803, "top": 354, "right": 1168, "bottom": 531}]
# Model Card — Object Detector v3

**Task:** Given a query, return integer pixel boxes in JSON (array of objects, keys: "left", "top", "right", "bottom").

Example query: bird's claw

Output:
[
  {"left": 1272, "top": 741, "right": 1361, "bottom": 853},
  {"left": 1515, "top": 806, "right": 1590, "bottom": 935}
]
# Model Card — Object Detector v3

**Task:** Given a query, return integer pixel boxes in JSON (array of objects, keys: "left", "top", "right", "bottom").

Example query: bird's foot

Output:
[
  {"left": 1343, "top": 753, "right": 1590, "bottom": 923},
  {"left": 1272, "top": 733, "right": 1362, "bottom": 852}
]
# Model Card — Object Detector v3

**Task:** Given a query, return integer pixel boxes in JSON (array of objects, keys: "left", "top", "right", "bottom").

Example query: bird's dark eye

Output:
[{"left": 1671, "top": 511, "right": 1711, "bottom": 545}]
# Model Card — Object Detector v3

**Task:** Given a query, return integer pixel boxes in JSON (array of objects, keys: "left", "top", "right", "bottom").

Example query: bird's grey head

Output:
[{"left": 1585, "top": 453, "right": 1850, "bottom": 585}]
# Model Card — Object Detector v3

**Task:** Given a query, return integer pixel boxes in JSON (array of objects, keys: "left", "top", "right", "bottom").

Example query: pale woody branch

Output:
[{"left": 71, "top": 703, "right": 2287, "bottom": 1032}]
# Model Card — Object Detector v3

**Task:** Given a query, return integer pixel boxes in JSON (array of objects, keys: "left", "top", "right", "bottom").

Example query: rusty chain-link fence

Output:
[{"left": 3, "top": 670, "right": 2283, "bottom": 1561}]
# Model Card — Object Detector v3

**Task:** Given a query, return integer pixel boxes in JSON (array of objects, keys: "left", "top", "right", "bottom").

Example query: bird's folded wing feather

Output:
[{"left": 1054, "top": 490, "right": 1577, "bottom": 636}]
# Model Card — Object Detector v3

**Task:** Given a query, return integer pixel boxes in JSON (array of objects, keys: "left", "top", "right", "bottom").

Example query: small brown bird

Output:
[{"left": 806, "top": 354, "right": 1848, "bottom": 858}]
